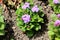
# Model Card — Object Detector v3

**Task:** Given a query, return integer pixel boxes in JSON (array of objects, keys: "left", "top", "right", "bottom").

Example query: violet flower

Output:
[
  {"left": 57, "top": 14, "right": 60, "bottom": 18},
  {"left": 22, "top": 2, "right": 30, "bottom": 9},
  {"left": 22, "top": 14, "right": 30, "bottom": 23},
  {"left": 53, "top": 0, "right": 59, "bottom": 4},
  {"left": 31, "top": 5, "right": 39, "bottom": 12},
  {"left": 54, "top": 20, "right": 60, "bottom": 26}
]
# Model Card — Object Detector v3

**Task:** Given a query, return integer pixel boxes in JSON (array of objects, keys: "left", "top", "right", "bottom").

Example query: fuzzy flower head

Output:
[
  {"left": 53, "top": 0, "right": 59, "bottom": 4},
  {"left": 31, "top": 5, "right": 39, "bottom": 12},
  {"left": 22, "top": 14, "right": 30, "bottom": 23},
  {"left": 22, "top": 2, "right": 30, "bottom": 9},
  {"left": 54, "top": 20, "right": 60, "bottom": 26},
  {"left": 57, "top": 14, "right": 60, "bottom": 18}
]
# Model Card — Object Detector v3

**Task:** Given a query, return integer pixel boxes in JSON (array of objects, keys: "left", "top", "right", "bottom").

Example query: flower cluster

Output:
[
  {"left": 22, "top": 14, "right": 30, "bottom": 23},
  {"left": 54, "top": 14, "right": 60, "bottom": 26},
  {"left": 22, "top": 2, "right": 39, "bottom": 12},
  {"left": 54, "top": 20, "right": 60, "bottom": 26},
  {"left": 48, "top": 0, "right": 60, "bottom": 40},
  {"left": 16, "top": 1, "right": 44, "bottom": 37},
  {"left": 49, "top": 0, "right": 60, "bottom": 14},
  {"left": 22, "top": 2, "right": 39, "bottom": 23},
  {"left": 48, "top": 14, "right": 60, "bottom": 40}
]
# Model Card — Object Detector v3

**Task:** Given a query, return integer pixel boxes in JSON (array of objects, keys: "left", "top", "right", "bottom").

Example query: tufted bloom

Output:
[
  {"left": 54, "top": 20, "right": 60, "bottom": 26},
  {"left": 31, "top": 5, "right": 39, "bottom": 12},
  {"left": 57, "top": 14, "right": 60, "bottom": 18},
  {"left": 22, "top": 14, "right": 30, "bottom": 23},
  {"left": 22, "top": 2, "right": 30, "bottom": 9},
  {"left": 53, "top": 0, "right": 59, "bottom": 4}
]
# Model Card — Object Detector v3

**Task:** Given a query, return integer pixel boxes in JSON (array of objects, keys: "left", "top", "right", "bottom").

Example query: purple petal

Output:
[
  {"left": 53, "top": 0, "right": 59, "bottom": 4},
  {"left": 35, "top": 8, "right": 39, "bottom": 12},
  {"left": 22, "top": 2, "right": 30, "bottom": 9},
  {"left": 24, "top": 21, "right": 28, "bottom": 23},
  {"left": 22, "top": 14, "right": 30, "bottom": 23},
  {"left": 54, "top": 20, "right": 60, "bottom": 26},
  {"left": 31, "top": 5, "right": 39, "bottom": 12},
  {"left": 22, "top": 5, "right": 27, "bottom": 9},
  {"left": 57, "top": 14, "right": 60, "bottom": 18}
]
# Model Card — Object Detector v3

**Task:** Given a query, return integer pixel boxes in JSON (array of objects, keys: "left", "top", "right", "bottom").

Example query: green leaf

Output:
[
  {"left": 35, "top": 25, "right": 41, "bottom": 31},
  {"left": 48, "top": 31, "right": 55, "bottom": 36},
  {"left": 0, "top": 15, "right": 4, "bottom": 22},
  {"left": 0, "top": 6, "right": 3, "bottom": 14},
  {"left": 55, "top": 37, "right": 60, "bottom": 40},
  {"left": 41, "top": 14, "right": 44, "bottom": 17},
  {"left": 26, "top": 8, "right": 30, "bottom": 13},
  {"left": 16, "top": 18, "right": 20, "bottom": 21},
  {"left": 26, "top": 28, "right": 30, "bottom": 30},
  {"left": 10, "top": 38, "right": 14, "bottom": 40},
  {"left": 38, "top": 18, "right": 43, "bottom": 23},
  {"left": 26, "top": 30, "right": 34, "bottom": 37},
  {"left": 21, "top": 27, "right": 26, "bottom": 32},
  {"left": 48, "top": 0, "right": 60, "bottom": 14},
  {"left": 30, "top": 25, "right": 34, "bottom": 29},
  {"left": 39, "top": 6, "right": 43, "bottom": 11},
  {"left": 0, "top": 30, "right": 5, "bottom": 35},
  {"left": 20, "top": 3, "right": 24, "bottom": 7},
  {"left": 51, "top": 14, "right": 58, "bottom": 21},
  {"left": 30, "top": 11, "right": 33, "bottom": 16},
  {"left": 16, "top": 8, "right": 23, "bottom": 15},
  {"left": 26, "top": 0, "right": 33, "bottom": 5},
  {"left": 17, "top": 20, "right": 23, "bottom": 27},
  {"left": 0, "top": 24, "right": 5, "bottom": 30}
]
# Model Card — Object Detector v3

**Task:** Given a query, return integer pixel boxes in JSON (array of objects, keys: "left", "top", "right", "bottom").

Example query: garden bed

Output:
[{"left": 0, "top": 0, "right": 59, "bottom": 40}]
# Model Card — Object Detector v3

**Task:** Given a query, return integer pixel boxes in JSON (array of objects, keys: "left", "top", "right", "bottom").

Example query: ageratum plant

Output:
[
  {"left": 0, "top": 5, "right": 5, "bottom": 35},
  {"left": 16, "top": 2, "right": 44, "bottom": 37},
  {"left": 49, "top": 0, "right": 60, "bottom": 14},
  {"left": 48, "top": 14, "right": 60, "bottom": 40}
]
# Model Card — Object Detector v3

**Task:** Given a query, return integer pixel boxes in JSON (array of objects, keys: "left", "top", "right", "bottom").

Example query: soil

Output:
[{"left": 0, "top": 0, "right": 54, "bottom": 40}]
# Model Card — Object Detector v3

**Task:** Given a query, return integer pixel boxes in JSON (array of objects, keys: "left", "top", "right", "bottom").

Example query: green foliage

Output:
[
  {"left": 26, "top": 0, "right": 34, "bottom": 5},
  {"left": 26, "top": 30, "right": 34, "bottom": 37},
  {"left": 55, "top": 37, "right": 60, "bottom": 40},
  {"left": 0, "top": 6, "right": 5, "bottom": 35},
  {"left": 0, "top": 6, "right": 3, "bottom": 14},
  {"left": 16, "top": 1, "right": 44, "bottom": 37},
  {"left": 51, "top": 14, "right": 58, "bottom": 21},
  {"left": 48, "top": 14, "right": 60, "bottom": 40},
  {"left": 48, "top": 0, "right": 60, "bottom": 14}
]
